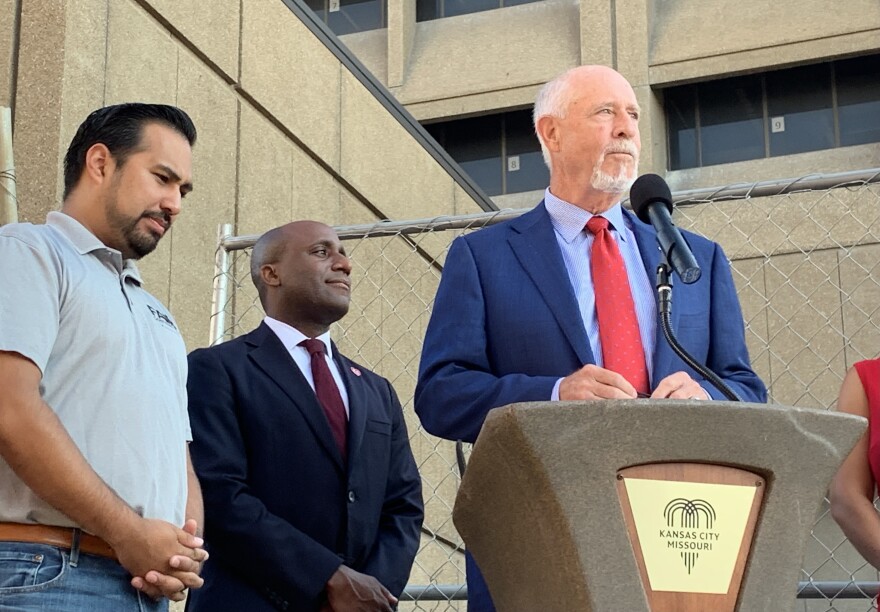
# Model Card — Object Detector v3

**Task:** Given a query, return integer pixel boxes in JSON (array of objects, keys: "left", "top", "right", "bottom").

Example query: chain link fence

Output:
[{"left": 208, "top": 168, "right": 880, "bottom": 611}]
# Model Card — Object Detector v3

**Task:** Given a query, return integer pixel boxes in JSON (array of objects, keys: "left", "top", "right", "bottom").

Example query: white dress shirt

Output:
[{"left": 263, "top": 317, "right": 350, "bottom": 416}]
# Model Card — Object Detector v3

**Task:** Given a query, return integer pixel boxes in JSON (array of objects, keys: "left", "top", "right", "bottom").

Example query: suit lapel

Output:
[
  {"left": 246, "top": 323, "right": 345, "bottom": 472},
  {"left": 333, "top": 346, "right": 367, "bottom": 468},
  {"left": 627, "top": 209, "right": 680, "bottom": 385},
  {"left": 507, "top": 203, "right": 593, "bottom": 365}
]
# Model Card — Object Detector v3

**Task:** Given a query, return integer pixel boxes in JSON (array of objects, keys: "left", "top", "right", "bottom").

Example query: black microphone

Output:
[{"left": 630, "top": 174, "right": 701, "bottom": 284}]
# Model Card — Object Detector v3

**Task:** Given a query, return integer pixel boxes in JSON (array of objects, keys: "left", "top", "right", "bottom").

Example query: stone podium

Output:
[{"left": 452, "top": 400, "right": 866, "bottom": 612}]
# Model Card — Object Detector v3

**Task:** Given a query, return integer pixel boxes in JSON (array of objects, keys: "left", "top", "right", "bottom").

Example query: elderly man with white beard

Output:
[{"left": 414, "top": 65, "right": 766, "bottom": 612}]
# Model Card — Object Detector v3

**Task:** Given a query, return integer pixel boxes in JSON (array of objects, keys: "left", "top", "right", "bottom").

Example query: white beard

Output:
[
  {"left": 589, "top": 139, "right": 639, "bottom": 194},
  {"left": 591, "top": 164, "right": 637, "bottom": 194}
]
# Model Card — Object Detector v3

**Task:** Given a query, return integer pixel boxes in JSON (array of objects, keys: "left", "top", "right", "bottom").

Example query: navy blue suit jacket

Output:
[
  {"left": 414, "top": 202, "right": 765, "bottom": 611},
  {"left": 186, "top": 323, "right": 423, "bottom": 612}
]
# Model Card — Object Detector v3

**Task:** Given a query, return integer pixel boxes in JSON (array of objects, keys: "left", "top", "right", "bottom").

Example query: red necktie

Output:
[
  {"left": 585, "top": 216, "right": 650, "bottom": 395},
  {"left": 300, "top": 339, "right": 348, "bottom": 460}
]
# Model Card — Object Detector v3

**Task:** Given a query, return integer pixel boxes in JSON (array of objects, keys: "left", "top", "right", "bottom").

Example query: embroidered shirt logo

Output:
[{"left": 146, "top": 305, "right": 177, "bottom": 330}]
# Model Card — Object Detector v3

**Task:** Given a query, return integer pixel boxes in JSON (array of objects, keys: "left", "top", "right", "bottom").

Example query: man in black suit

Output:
[{"left": 186, "top": 221, "right": 423, "bottom": 612}]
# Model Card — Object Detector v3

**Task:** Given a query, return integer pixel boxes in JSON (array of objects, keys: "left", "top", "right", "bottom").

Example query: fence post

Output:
[
  {"left": 0, "top": 107, "right": 16, "bottom": 225},
  {"left": 209, "top": 223, "right": 233, "bottom": 346}
]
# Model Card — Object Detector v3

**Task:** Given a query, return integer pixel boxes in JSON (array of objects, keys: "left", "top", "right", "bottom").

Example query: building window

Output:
[
  {"left": 425, "top": 110, "right": 549, "bottom": 197},
  {"left": 767, "top": 64, "right": 833, "bottom": 157},
  {"left": 699, "top": 75, "right": 764, "bottom": 167},
  {"left": 837, "top": 55, "right": 880, "bottom": 147},
  {"left": 305, "top": 0, "right": 386, "bottom": 36},
  {"left": 665, "top": 54, "right": 880, "bottom": 170},
  {"left": 417, "top": 0, "right": 542, "bottom": 21}
]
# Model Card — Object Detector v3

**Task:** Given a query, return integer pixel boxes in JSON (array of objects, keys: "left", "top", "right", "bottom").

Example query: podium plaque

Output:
[{"left": 617, "top": 462, "right": 764, "bottom": 611}]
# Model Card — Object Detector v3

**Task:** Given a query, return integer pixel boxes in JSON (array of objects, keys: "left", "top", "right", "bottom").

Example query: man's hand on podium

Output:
[
  {"left": 650, "top": 371, "right": 709, "bottom": 400},
  {"left": 559, "top": 364, "right": 639, "bottom": 400},
  {"left": 559, "top": 366, "right": 709, "bottom": 401}
]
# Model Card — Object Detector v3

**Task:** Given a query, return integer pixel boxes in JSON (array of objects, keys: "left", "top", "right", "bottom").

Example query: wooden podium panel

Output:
[{"left": 617, "top": 463, "right": 765, "bottom": 612}]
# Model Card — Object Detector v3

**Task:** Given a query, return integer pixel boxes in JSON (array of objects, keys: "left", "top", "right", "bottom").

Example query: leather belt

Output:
[{"left": 0, "top": 522, "right": 117, "bottom": 560}]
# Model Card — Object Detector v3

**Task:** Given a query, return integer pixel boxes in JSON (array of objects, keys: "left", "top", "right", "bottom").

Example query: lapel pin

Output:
[{"left": 350, "top": 366, "right": 362, "bottom": 377}]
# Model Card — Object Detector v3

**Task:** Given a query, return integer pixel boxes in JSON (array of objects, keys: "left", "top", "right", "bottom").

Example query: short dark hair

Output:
[
  {"left": 250, "top": 226, "right": 286, "bottom": 309},
  {"left": 62, "top": 103, "right": 197, "bottom": 199}
]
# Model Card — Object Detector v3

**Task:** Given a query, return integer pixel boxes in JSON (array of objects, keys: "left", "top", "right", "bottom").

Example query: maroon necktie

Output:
[
  {"left": 585, "top": 216, "right": 650, "bottom": 395},
  {"left": 300, "top": 339, "right": 348, "bottom": 460}
]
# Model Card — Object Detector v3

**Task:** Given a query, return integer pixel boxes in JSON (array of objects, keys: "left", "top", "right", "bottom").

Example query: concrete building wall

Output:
[
  {"left": 648, "top": 0, "right": 880, "bottom": 84},
  {"left": 342, "top": 0, "right": 880, "bottom": 188},
  {"left": 9, "top": 0, "right": 486, "bottom": 351}
]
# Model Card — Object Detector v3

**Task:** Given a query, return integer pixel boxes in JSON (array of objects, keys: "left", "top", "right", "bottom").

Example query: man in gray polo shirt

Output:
[{"left": 0, "top": 104, "right": 207, "bottom": 611}]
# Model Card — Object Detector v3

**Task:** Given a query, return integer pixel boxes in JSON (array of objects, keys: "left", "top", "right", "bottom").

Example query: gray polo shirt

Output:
[{"left": 0, "top": 211, "right": 191, "bottom": 528}]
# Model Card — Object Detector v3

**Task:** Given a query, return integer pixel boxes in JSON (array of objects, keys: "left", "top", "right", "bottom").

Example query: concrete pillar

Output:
[
  {"left": 578, "top": 0, "right": 613, "bottom": 66},
  {"left": 14, "top": 0, "right": 107, "bottom": 222},
  {"left": 387, "top": 0, "right": 415, "bottom": 88}
]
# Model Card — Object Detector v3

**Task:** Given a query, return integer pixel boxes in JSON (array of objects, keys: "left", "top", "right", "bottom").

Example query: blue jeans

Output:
[{"left": 0, "top": 541, "right": 168, "bottom": 612}]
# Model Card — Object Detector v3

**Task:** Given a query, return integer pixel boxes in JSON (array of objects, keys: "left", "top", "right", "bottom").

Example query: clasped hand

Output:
[
  {"left": 120, "top": 518, "right": 208, "bottom": 602},
  {"left": 559, "top": 365, "right": 709, "bottom": 401}
]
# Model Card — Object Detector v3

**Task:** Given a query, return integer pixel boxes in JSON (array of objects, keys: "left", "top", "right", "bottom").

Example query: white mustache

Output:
[{"left": 603, "top": 140, "right": 639, "bottom": 157}]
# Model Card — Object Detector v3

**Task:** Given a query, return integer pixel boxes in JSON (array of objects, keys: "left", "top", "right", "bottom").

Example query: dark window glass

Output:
[
  {"left": 433, "top": 115, "right": 503, "bottom": 196},
  {"left": 664, "top": 54, "right": 880, "bottom": 170},
  {"left": 416, "top": 0, "right": 440, "bottom": 21},
  {"left": 304, "top": 0, "right": 325, "bottom": 19},
  {"left": 665, "top": 87, "right": 698, "bottom": 171},
  {"left": 306, "top": 0, "right": 384, "bottom": 35},
  {"left": 443, "top": 0, "right": 499, "bottom": 17},
  {"left": 504, "top": 110, "right": 549, "bottom": 194},
  {"left": 327, "top": 0, "right": 384, "bottom": 35},
  {"left": 423, "top": 122, "right": 445, "bottom": 155},
  {"left": 767, "top": 64, "right": 833, "bottom": 157},
  {"left": 698, "top": 76, "right": 764, "bottom": 166},
  {"left": 426, "top": 110, "right": 546, "bottom": 196},
  {"left": 837, "top": 55, "right": 880, "bottom": 147},
  {"left": 417, "top": 0, "right": 542, "bottom": 21}
]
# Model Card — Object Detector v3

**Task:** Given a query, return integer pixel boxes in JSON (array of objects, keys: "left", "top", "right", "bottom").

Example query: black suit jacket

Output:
[{"left": 185, "top": 323, "right": 423, "bottom": 612}]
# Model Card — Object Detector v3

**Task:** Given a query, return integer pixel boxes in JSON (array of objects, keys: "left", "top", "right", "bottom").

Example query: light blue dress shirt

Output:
[{"left": 544, "top": 188, "right": 657, "bottom": 399}]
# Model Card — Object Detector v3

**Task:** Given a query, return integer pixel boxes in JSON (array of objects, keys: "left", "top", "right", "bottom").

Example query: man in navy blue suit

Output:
[
  {"left": 186, "top": 221, "right": 423, "bottom": 612},
  {"left": 415, "top": 65, "right": 766, "bottom": 611}
]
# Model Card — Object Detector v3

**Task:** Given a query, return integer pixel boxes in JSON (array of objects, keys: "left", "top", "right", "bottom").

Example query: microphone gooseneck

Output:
[
  {"left": 635, "top": 176, "right": 742, "bottom": 401},
  {"left": 655, "top": 263, "right": 742, "bottom": 402}
]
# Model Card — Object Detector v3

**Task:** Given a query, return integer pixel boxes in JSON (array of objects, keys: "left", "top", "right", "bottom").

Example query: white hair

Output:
[{"left": 532, "top": 68, "right": 579, "bottom": 168}]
